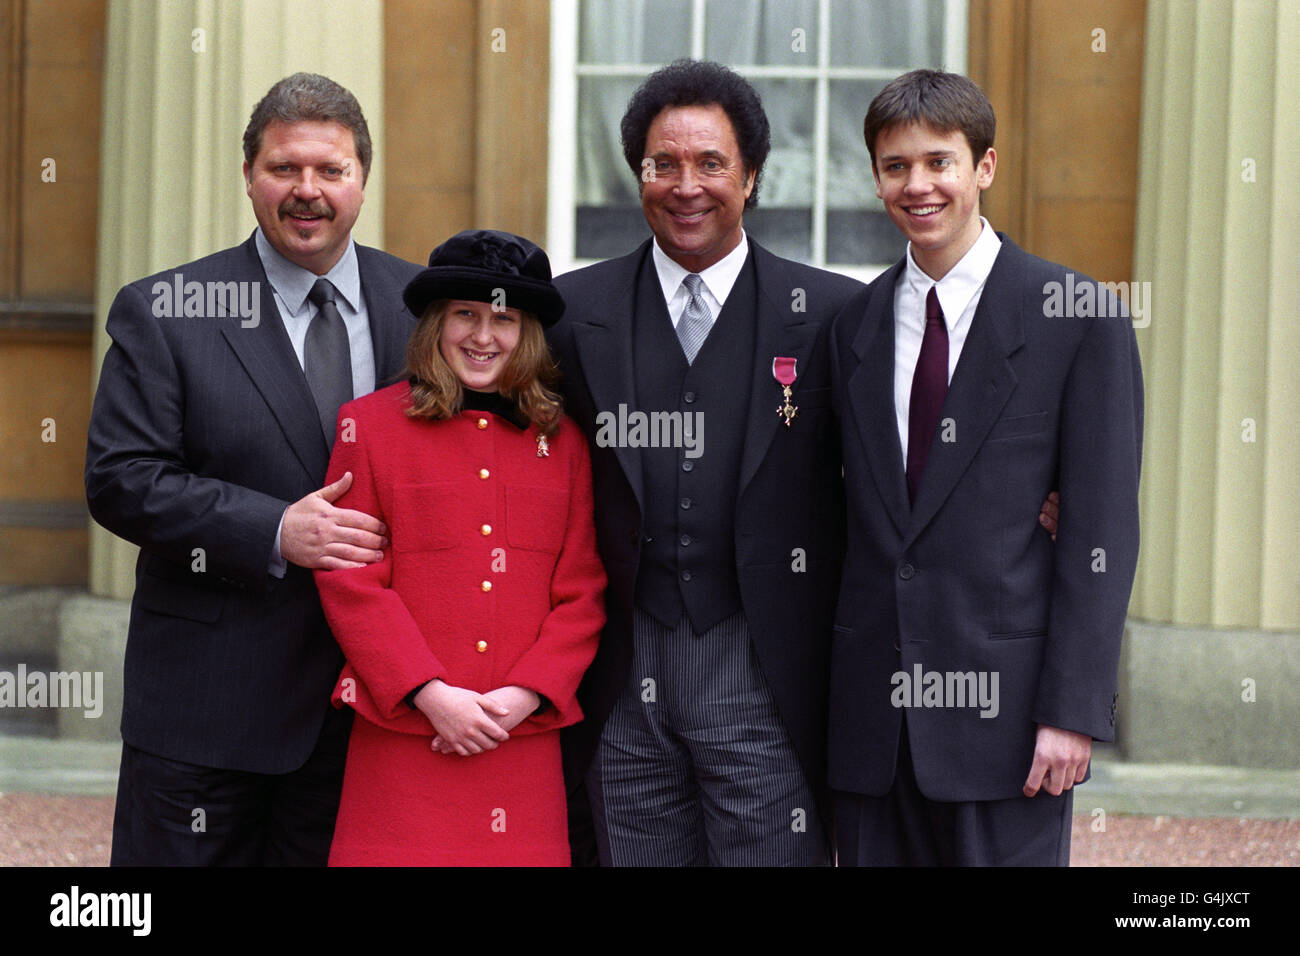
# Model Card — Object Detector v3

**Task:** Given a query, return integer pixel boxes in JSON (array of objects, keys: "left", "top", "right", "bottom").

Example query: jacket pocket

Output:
[
  {"left": 506, "top": 485, "right": 568, "bottom": 553},
  {"left": 988, "top": 627, "right": 1048, "bottom": 641},
  {"left": 134, "top": 571, "right": 226, "bottom": 624},
  {"left": 986, "top": 410, "right": 1050, "bottom": 442}
]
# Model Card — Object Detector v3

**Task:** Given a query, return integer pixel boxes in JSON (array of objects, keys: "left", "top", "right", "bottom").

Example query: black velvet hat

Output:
[{"left": 402, "top": 230, "right": 565, "bottom": 327}]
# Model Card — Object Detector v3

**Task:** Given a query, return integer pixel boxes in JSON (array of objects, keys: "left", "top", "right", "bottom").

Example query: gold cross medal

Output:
[{"left": 773, "top": 356, "right": 798, "bottom": 427}]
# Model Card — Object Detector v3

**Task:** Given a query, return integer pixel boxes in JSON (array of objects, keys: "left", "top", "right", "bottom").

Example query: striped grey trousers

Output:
[{"left": 587, "top": 609, "right": 828, "bottom": 866}]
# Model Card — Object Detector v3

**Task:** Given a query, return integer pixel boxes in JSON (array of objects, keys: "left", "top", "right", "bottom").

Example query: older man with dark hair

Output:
[
  {"left": 548, "top": 59, "right": 865, "bottom": 866},
  {"left": 86, "top": 73, "right": 422, "bottom": 865}
]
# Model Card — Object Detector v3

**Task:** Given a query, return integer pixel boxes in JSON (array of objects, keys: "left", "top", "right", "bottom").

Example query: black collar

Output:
[{"left": 459, "top": 386, "right": 530, "bottom": 430}]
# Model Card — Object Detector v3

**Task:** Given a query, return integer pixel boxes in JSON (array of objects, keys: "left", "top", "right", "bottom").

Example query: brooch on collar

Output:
[
  {"left": 773, "top": 357, "right": 798, "bottom": 427},
  {"left": 536, "top": 433, "right": 550, "bottom": 457}
]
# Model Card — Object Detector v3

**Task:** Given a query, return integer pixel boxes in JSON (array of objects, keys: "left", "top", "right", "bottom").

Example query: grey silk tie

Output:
[
  {"left": 677, "top": 273, "right": 712, "bottom": 364},
  {"left": 305, "top": 278, "right": 353, "bottom": 448}
]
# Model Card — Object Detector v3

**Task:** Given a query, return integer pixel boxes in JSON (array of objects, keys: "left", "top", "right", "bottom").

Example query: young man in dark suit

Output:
[
  {"left": 829, "top": 69, "right": 1143, "bottom": 865},
  {"left": 85, "top": 73, "right": 422, "bottom": 865},
  {"left": 548, "top": 60, "right": 864, "bottom": 865}
]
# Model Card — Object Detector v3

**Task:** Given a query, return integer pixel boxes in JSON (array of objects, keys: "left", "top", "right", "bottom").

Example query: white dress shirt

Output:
[
  {"left": 894, "top": 218, "right": 1003, "bottom": 460},
  {"left": 652, "top": 231, "right": 750, "bottom": 326}
]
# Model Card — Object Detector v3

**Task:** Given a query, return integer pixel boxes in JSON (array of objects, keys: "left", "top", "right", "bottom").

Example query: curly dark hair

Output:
[
  {"left": 620, "top": 59, "right": 770, "bottom": 210},
  {"left": 863, "top": 69, "right": 995, "bottom": 172},
  {"left": 243, "top": 73, "right": 373, "bottom": 184}
]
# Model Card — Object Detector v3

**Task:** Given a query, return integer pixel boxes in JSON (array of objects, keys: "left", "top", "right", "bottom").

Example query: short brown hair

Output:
[
  {"left": 863, "top": 69, "right": 995, "bottom": 171},
  {"left": 243, "top": 73, "right": 373, "bottom": 183},
  {"left": 404, "top": 301, "right": 564, "bottom": 438}
]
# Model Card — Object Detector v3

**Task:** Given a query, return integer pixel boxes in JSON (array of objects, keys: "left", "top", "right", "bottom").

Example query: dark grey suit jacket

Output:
[
  {"left": 548, "top": 237, "right": 865, "bottom": 812},
  {"left": 829, "top": 235, "right": 1143, "bottom": 801},
  {"left": 86, "top": 232, "right": 421, "bottom": 773}
]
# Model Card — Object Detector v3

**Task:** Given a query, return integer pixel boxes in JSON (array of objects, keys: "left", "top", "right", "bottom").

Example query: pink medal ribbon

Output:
[{"left": 773, "top": 356, "right": 798, "bottom": 427}]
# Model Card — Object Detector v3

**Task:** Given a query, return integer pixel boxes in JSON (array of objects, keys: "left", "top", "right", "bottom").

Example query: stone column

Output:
[{"left": 1123, "top": 0, "right": 1298, "bottom": 768}]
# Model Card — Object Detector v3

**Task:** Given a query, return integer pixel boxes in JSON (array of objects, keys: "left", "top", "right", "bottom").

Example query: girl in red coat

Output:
[{"left": 315, "top": 230, "right": 606, "bottom": 866}]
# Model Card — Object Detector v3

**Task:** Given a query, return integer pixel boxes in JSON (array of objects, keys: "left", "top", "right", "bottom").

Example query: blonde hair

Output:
[{"left": 404, "top": 299, "right": 564, "bottom": 437}]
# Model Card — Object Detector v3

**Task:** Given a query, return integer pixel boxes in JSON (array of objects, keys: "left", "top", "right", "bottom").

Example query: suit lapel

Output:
[
  {"left": 357, "top": 244, "right": 416, "bottom": 386},
  {"left": 902, "top": 237, "right": 1027, "bottom": 547},
  {"left": 219, "top": 235, "right": 330, "bottom": 483},
  {"left": 738, "top": 242, "right": 820, "bottom": 495},
  {"left": 571, "top": 243, "right": 646, "bottom": 511},
  {"left": 848, "top": 259, "right": 910, "bottom": 538}
]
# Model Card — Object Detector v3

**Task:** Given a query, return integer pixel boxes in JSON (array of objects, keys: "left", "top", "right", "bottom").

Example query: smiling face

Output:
[
  {"left": 437, "top": 299, "right": 523, "bottom": 393},
  {"left": 640, "top": 103, "right": 756, "bottom": 273},
  {"left": 244, "top": 119, "right": 365, "bottom": 275},
  {"left": 872, "top": 121, "right": 996, "bottom": 280}
]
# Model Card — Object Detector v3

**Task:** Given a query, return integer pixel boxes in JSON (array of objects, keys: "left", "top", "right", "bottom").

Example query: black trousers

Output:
[
  {"left": 833, "top": 720, "right": 1073, "bottom": 866},
  {"left": 110, "top": 705, "right": 351, "bottom": 866}
]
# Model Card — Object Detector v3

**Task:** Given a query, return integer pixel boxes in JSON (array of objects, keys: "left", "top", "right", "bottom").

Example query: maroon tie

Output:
[{"left": 906, "top": 286, "right": 948, "bottom": 504}]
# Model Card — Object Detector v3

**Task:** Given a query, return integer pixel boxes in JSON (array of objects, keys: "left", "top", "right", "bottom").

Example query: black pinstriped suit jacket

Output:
[{"left": 86, "top": 232, "right": 421, "bottom": 773}]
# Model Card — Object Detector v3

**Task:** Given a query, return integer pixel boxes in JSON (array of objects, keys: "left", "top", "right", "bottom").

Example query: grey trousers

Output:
[{"left": 587, "top": 609, "right": 828, "bottom": 866}]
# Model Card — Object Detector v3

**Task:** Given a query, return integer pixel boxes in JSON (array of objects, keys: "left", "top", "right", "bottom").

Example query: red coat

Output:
[{"left": 314, "top": 382, "right": 606, "bottom": 865}]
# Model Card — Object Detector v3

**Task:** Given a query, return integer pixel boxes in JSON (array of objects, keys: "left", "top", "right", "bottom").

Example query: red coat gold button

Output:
[
  {"left": 480, "top": 524, "right": 492, "bottom": 535},
  {"left": 475, "top": 640, "right": 487, "bottom": 653},
  {"left": 477, "top": 418, "right": 489, "bottom": 429},
  {"left": 481, "top": 580, "right": 492, "bottom": 592}
]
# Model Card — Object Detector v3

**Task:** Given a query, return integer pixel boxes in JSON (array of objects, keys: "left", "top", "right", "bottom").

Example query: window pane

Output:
[
  {"left": 575, "top": 206, "right": 647, "bottom": 260},
  {"left": 829, "top": 0, "right": 946, "bottom": 69},
  {"left": 575, "top": 76, "right": 645, "bottom": 259},
  {"left": 745, "top": 78, "right": 815, "bottom": 261},
  {"left": 576, "top": 77, "right": 642, "bottom": 207},
  {"left": 579, "top": 0, "right": 693, "bottom": 64},
  {"left": 745, "top": 207, "right": 812, "bottom": 262},
  {"left": 704, "top": 0, "right": 818, "bottom": 67},
  {"left": 826, "top": 79, "right": 907, "bottom": 265}
]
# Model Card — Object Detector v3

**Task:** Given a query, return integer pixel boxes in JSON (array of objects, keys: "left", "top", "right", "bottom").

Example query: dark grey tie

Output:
[
  {"left": 677, "top": 274, "right": 711, "bottom": 364},
  {"left": 305, "top": 278, "right": 353, "bottom": 448}
]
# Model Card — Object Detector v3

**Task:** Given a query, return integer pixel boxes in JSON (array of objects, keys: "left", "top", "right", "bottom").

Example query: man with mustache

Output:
[{"left": 86, "top": 73, "right": 422, "bottom": 865}]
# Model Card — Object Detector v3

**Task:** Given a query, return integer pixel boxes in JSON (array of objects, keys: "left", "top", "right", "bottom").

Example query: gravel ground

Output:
[{"left": 1, "top": 791, "right": 1297, "bottom": 866}]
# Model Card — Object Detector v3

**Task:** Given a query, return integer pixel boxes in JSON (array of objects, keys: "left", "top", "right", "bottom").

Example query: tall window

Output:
[{"left": 548, "top": 0, "right": 968, "bottom": 278}]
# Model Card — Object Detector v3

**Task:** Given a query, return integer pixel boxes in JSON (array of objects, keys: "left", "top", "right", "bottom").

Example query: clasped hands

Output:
[{"left": 414, "top": 681, "right": 540, "bottom": 757}]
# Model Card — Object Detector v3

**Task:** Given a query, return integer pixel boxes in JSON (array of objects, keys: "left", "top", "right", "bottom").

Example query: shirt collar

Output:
[
  {"left": 651, "top": 230, "right": 750, "bottom": 306},
  {"left": 254, "top": 228, "right": 362, "bottom": 315},
  {"left": 902, "top": 218, "right": 1003, "bottom": 329}
]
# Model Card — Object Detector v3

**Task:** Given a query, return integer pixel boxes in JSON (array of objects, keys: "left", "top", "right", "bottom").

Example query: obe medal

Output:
[{"left": 773, "top": 356, "right": 798, "bottom": 427}]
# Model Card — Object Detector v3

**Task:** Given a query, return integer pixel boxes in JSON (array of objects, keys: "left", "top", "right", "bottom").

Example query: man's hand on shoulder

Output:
[
  {"left": 281, "top": 471, "right": 389, "bottom": 570},
  {"left": 1023, "top": 724, "right": 1091, "bottom": 797}
]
